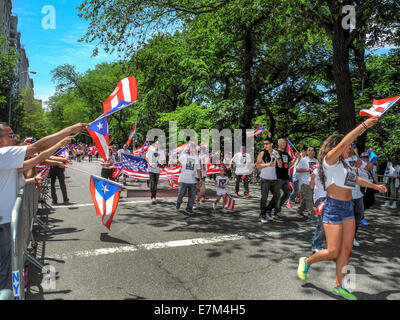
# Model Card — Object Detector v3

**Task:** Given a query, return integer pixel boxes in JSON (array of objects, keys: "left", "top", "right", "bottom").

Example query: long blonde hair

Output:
[{"left": 318, "top": 134, "right": 344, "bottom": 186}]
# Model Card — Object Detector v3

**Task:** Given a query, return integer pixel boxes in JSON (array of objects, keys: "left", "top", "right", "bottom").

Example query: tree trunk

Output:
[{"left": 331, "top": 23, "right": 356, "bottom": 135}]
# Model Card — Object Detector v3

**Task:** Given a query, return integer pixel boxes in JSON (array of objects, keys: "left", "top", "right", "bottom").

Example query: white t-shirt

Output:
[
  {"left": 291, "top": 158, "right": 301, "bottom": 181},
  {"left": 199, "top": 153, "right": 209, "bottom": 178},
  {"left": 118, "top": 148, "right": 131, "bottom": 160},
  {"left": 312, "top": 168, "right": 326, "bottom": 204},
  {"left": 259, "top": 151, "right": 277, "bottom": 180},
  {"left": 296, "top": 156, "right": 317, "bottom": 185},
  {"left": 323, "top": 157, "right": 355, "bottom": 190},
  {"left": 345, "top": 155, "right": 365, "bottom": 199},
  {"left": 146, "top": 147, "right": 166, "bottom": 174},
  {"left": 0, "top": 146, "right": 27, "bottom": 224},
  {"left": 232, "top": 152, "right": 251, "bottom": 175},
  {"left": 178, "top": 154, "right": 201, "bottom": 184}
]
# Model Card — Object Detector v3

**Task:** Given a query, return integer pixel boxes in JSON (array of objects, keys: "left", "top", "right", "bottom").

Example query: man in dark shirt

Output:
[{"left": 274, "top": 138, "right": 293, "bottom": 217}]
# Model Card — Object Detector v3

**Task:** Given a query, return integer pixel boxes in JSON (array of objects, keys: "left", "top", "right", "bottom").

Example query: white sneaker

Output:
[
  {"left": 212, "top": 203, "right": 216, "bottom": 210},
  {"left": 389, "top": 202, "right": 397, "bottom": 209},
  {"left": 353, "top": 238, "right": 360, "bottom": 247},
  {"left": 381, "top": 201, "right": 390, "bottom": 207},
  {"left": 260, "top": 216, "right": 268, "bottom": 224}
]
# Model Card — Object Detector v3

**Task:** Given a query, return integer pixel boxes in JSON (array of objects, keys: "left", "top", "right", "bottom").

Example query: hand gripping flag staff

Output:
[
  {"left": 359, "top": 96, "right": 400, "bottom": 118},
  {"left": 89, "top": 176, "right": 122, "bottom": 230},
  {"left": 86, "top": 116, "right": 109, "bottom": 161}
]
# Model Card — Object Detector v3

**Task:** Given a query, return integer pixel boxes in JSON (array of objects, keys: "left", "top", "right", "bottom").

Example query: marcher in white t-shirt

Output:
[
  {"left": 213, "top": 167, "right": 230, "bottom": 213},
  {"left": 175, "top": 144, "right": 202, "bottom": 215},
  {"left": 194, "top": 146, "right": 209, "bottom": 207},
  {"left": 295, "top": 147, "right": 317, "bottom": 217},
  {"left": 145, "top": 141, "right": 166, "bottom": 203},
  {"left": 230, "top": 146, "right": 252, "bottom": 197},
  {"left": 381, "top": 160, "right": 400, "bottom": 209}
]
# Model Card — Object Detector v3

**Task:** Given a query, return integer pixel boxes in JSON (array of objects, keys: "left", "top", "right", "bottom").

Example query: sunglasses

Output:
[{"left": 0, "top": 133, "right": 17, "bottom": 138}]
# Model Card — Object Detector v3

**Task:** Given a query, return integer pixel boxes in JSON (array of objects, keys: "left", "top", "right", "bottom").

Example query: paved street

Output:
[{"left": 27, "top": 160, "right": 400, "bottom": 300}]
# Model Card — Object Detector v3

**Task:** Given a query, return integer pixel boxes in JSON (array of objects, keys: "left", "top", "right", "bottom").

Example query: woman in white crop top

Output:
[{"left": 297, "top": 116, "right": 387, "bottom": 300}]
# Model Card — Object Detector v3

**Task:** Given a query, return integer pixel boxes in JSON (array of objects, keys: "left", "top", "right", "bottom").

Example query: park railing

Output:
[
  {"left": 8, "top": 183, "right": 49, "bottom": 300},
  {"left": 375, "top": 175, "right": 400, "bottom": 202}
]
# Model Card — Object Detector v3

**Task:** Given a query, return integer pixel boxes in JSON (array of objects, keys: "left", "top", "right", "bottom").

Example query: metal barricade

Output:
[
  {"left": 9, "top": 183, "right": 48, "bottom": 300},
  {"left": 375, "top": 175, "right": 400, "bottom": 201}
]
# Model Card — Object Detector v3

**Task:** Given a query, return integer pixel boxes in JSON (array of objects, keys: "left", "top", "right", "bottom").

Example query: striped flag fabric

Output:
[
  {"left": 315, "top": 201, "right": 325, "bottom": 216},
  {"left": 246, "top": 125, "right": 267, "bottom": 137},
  {"left": 286, "top": 139, "right": 295, "bottom": 159},
  {"left": 89, "top": 176, "right": 122, "bottom": 230},
  {"left": 121, "top": 153, "right": 149, "bottom": 180},
  {"left": 359, "top": 96, "right": 400, "bottom": 118},
  {"left": 37, "top": 167, "right": 50, "bottom": 180},
  {"left": 133, "top": 139, "right": 150, "bottom": 155},
  {"left": 86, "top": 117, "right": 109, "bottom": 161},
  {"left": 170, "top": 143, "right": 188, "bottom": 157},
  {"left": 206, "top": 163, "right": 221, "bottom": 175},
  {"left": 103, "top": 77, "right": 138, "bottom": 116},
  {"left": 223, "top": 193, "right": 235, "bottom": 211},
  {"left": 55, "top": 147, "right": 70, "bottom": 159},
  {"left": 126, "top": 122, "right": 137, "bottom": 145}
]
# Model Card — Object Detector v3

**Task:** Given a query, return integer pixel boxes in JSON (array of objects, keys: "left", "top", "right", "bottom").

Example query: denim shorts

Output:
[{"left": 322, "top": 197, "right": 354, "bottom": 225}]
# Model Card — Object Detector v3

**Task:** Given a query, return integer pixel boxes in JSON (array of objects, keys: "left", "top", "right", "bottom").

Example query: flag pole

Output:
[{"left": 67, "top": 166, "right": 124, "bottom": 188}]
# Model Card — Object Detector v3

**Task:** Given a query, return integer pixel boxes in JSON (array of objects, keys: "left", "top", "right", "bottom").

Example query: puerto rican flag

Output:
[
  {"left": 86, "top": 116, "right": 109, "bottom": 161},
  {"left": 223, "top": 193, "right": 235, "bottom": 211},
  {"left": 246, "top": 125, "right": 267, "bottom": 137},
  {"left": 359, "top": 96, "right": 400, "bottom": 118},
  {"left": 133, "top": 139, "right": 150, "bottom": 155},
  {"left": 170, "top": 143, "right": 188, "bottom": 157},
  {"left": 37, "top": 167, "right": 50, "bottom": 180},
  {"left": 286, "top": 139, "right": 295, "bottom": 159},
  {"left": 55, "top": 147, "right": 70, "bottom": 159},
  {"left": 111, "top": 162, "right": 124, "bottom": 179},
  {"left": 315, "top": 201, "right": 325, "bottom": 216},
  {"left": 103, "top": 77, "right": 138, "bottom": 116},
  {"left": 126, "top": 122, "right": 137, "bottom": 145},
  {"left": 89, "top": 176, "right": 122, "bottom": 230}
]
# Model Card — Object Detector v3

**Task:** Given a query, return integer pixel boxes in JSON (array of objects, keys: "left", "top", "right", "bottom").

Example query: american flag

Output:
[
  {"left": 246, "top": 125, "right": 267, "bottom": 137},
  {"left": 121, "top": 153, "right": 150, "bottom": 180},
  {"left": 223, "top": 193, "right": 235, "bottom": 211}
]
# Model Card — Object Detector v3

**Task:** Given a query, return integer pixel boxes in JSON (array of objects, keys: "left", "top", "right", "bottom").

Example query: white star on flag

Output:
[{"left": 102, "top": 184, "right": 109, "bottom": 194}]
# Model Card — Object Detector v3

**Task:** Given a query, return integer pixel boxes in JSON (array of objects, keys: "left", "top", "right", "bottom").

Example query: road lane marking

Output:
[
  {"left": 46, "top": 227, "right": 314, "bottom": 260},
  {"left": 51, "top": 200, "right": 151, "bottom": 209}
]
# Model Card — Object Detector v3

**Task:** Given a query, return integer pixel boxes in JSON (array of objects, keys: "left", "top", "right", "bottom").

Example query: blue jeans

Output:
[
  {"left": 311, "top": 198, "right": 326, "bottom": 248},
  {"left": 353, "top": 197, "right": 364, "bottom": 235},
  {"left": 176, "top": 182, "right": 197, "bottom": 211},
  {"left": 289, "top": 180, "right": 300, "bottom": 202},
  {"left": 0, "top": 223, "right": 11, "bottom": 290}
]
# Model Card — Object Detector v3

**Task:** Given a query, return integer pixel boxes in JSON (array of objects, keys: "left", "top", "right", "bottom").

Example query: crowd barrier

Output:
[
  {"left": 375, "top": 175, "right": 400, "bottom": 202},
  {"left": 7, "top": 183, "right": 49, "bottom": 300}
]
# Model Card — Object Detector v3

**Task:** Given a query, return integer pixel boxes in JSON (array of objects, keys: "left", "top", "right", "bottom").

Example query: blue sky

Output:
[{"left": 12, "top": 0, "right": 120, "bottom": 104}]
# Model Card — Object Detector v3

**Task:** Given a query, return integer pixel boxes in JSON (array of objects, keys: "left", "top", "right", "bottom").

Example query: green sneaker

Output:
[
  {"left": 332, "top": 286, "right": 357, "bottom": 300},
  {"left": 297, "top": 257, "right": 310, "bottom": 281}
]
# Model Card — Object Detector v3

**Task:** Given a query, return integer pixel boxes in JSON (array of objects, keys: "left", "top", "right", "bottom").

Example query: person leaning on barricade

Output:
[{"left": 0, "top": 122, "right": 87, "bottom": 291}]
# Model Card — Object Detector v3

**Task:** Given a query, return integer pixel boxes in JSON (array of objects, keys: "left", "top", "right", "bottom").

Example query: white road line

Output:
[{"left": 46, "top": 227, "right": 314, "bottom": 261}]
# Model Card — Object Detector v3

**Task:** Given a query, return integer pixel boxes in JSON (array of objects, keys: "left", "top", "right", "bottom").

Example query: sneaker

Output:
[
  {"left": 286, "top": 202, "right": 293, "bottom": 209},
  {"left": 311, "top": 245, "right": 323, "bottom": 253},
  {"left": 213, "top": 203, "right": 216, "bottom": 210},
  {"left": 360, "top": 218, "right": 369, "bottom": 226},
  {"left": 353, "top": 238, "right": 360, "bottom": 247},
  {"left": 389, "top": 202, "right": 397, "bottom": 209},
  {"left": 297, "top": 257, "right": 310, "bottom": 281},
  {"left": 185, "top": 209, "right": 194, "bottom": 215},
  {"left": 193, "top": 201, "right": 200, "bottom": 209},
  {"left": 234, "top": 193, "right": 239, "bottom": 197},
  {"left": 244, "top": 193, "right": 251, "bottom": 197},
  {"left": 175, "top": 202, "right": 181, "bottom": 210},
  {"left": 266, "top": 212, "right": 274, "bottom": 221},
  {"left": 200, "top": 197, "right": 205, "bottom": 202},
  {"left": 260, "top": 215, "right": 268, "bottom": 224},
  {"left": 332, "top": 286, "right": 357, "bottom": 300},
  {"left": 381, "top": 200, "right": 390, "bottom": 207}
]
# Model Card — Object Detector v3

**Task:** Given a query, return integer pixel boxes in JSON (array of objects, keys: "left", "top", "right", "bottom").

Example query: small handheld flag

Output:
[
  {"left": 133, "top": 139, "right": 150, "bottom": 155},
  {"left": 223, "top": 193, "right": 235, "bottom": 211},
  {"left": 89, "top": 176, "right": 122, "bottom": 230},
  {"left": 246, "top": 125, "right": 267, "bottom": 137},
  {"left": 315, "top": 201, "right": 325, "bottom": 216},
  {"left": 55, "top": 147, "right": 70, "bottom": 159},
  {"left": 103, "top": 77, "right": 138, "bottom": 116},
  {"left": 86, "top": 116, "right": 109, "bottom": 161},
  {"left": 359, "top": 96, "right": 400, "bottom": 118},
  {"left": 368, "top": 150, "right": 378, "bottom": 164},
  {"left": 286, "top": 139, "right": 295, "bottom": 159},
  {"left": 126, "top": 122, "right": 137, "bottom": 145}
]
